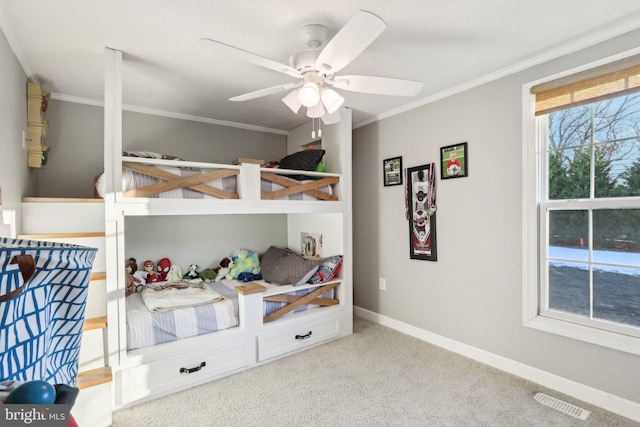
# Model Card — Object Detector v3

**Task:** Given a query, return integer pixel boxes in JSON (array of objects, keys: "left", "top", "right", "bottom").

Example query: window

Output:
[{"left": 523, "top": 52, "right": 640, "bottom": 355}]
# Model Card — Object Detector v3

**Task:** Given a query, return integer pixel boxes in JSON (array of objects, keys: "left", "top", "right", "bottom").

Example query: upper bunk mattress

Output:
[{"left": 96, "top": 167, "right": 334, "bottom": 200}]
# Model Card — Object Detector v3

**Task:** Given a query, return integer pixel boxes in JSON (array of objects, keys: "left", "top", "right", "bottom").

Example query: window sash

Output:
[
  {"left": 538, "top": 101, "right": 640, "bottom": 337},
  {"left": 522, "top": 57, "right": 640, "bottom": 356}
]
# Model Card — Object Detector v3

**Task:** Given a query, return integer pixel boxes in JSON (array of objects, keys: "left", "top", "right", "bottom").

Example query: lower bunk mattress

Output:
[
  {"left": 126, "top": 280, "right": 239, "bottom": 351},
  {"left": 126, "top": 279, "right": 335, "bottom": 351}
]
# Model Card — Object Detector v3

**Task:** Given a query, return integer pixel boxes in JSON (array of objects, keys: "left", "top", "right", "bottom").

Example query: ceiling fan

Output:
[{"left": 202, "top": 10, "right": 423, "bottom": 125}]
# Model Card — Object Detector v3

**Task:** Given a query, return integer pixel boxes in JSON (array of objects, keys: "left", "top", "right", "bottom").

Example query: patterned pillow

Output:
[
  {"left": 229, "top": 249, "right": 261, "bottom": 279},
  {"left": 261, "top": 246, "right": 320, "bottom": 285},
  {"left": 308, "top": 255, "right": 343, "bottom": 284},
  {"left": 278, "top": 150, "right": 325, "bottom": 171}
]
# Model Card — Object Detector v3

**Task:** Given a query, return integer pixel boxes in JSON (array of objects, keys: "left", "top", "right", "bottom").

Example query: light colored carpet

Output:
[{"left": 113, "top": 317, "right": 638, "bottom": 426}]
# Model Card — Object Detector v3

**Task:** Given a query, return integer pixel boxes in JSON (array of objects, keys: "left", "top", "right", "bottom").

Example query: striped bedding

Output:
[
  {"left": 126, "top": 280, "right": 334, "bottom": 350},
  {"left": 94, "top": 166, "right": 237, "bottom": 199},
  {"left": 262, "top": 286, "right": 335, "bottom": 318},
  {"left": 126, "top": 280, "right": 239, "bottom": 350},
  {"left": 96, "top": 167, "right": 332, "bottom": 200}
]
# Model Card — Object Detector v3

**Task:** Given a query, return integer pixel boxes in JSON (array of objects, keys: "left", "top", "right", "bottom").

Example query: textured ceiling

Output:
[{"left": 2, "top": 1, "right": 640, "bottom": 133}]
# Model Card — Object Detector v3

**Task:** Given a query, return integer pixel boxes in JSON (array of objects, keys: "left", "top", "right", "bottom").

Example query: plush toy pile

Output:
[{"left": 124, "top": 249, "right": 264, "bottom": 295}]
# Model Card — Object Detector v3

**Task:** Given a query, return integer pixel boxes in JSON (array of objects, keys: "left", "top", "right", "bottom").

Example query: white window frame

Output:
[{"left": 522, "top": 49, "right": 640, "bottom": 356}]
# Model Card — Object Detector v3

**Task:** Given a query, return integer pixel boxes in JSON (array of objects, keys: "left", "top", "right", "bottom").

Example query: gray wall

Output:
[
  {"left": 125, "top": 214, "right": 287, "bottom": 272},
  {"left": 353, "top": 28, "right": 640, "bottom": 405},
  {"left": 0, "top": 28, "right": 36, "bottom": 235},
  {"left": 37, "top": 101, "right": 287, "bottom": 198}
]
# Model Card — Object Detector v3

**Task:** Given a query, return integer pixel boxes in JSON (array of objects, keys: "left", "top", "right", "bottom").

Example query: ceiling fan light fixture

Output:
[
  {"left": 306, "top": 101, "right": 325, "bottom": 118},
  {"left": 299, "top": 82, "right": 320, "bottom": 107},
  {"left": 321, "top": 88, "right": 344, "bottom": 114},
  {"left": 282, "top": 89, "right": 302, "bottom": 113}
]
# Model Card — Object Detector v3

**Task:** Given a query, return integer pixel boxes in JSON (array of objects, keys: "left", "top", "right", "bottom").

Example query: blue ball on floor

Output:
[{"left": 4, "top": 380, "right": 56, "bottom": 404}]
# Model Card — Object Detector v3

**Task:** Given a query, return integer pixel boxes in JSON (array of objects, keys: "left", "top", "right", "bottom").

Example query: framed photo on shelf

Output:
[
  {"left": 383, "top": 156, "right": 403, "bottom": 186},
  {"left": 440, "top": 142, "right": 468, "bottom": 179},
  {"left": 407, "top": 163, "right": 437, "bottom": 261}
]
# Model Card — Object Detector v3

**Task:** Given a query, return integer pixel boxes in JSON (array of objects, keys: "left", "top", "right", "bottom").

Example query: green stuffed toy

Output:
[{"left": 199, "top": 268, "right": 217, "bottom": 282}]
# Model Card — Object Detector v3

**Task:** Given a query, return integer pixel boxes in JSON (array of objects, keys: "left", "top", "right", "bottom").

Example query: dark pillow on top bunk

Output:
[
  {"left": 261, "top": 246, "right": 320, "bottom": 286},
  {"left": 278, "top": 150, "right": 325, "bottom": 171},
  {"left": 277, "top": 149, "right": 325, "bottom": 181}
]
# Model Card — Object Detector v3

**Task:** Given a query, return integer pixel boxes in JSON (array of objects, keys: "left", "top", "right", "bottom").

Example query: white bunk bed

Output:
[{"left": 103, "top": 49, "right": 353, "bottom": 408}]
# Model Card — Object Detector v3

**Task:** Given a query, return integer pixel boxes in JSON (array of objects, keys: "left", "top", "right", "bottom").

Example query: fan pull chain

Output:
[{"left": 311, "top": 118, "right": 322, "bottom": 139}]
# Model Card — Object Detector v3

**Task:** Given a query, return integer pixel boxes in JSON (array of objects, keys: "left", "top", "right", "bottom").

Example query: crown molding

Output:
[
  {"left": 354, "top": 14, "right": 640, "bottom": 130},
  {"left": 50, "top": 93, "right": 288, "bottom": 135}
]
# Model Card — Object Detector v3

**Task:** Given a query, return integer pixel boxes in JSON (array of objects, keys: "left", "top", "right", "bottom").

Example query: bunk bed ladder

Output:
[{"left": 20, "top": 197, "right": 112, "bottom": 427}]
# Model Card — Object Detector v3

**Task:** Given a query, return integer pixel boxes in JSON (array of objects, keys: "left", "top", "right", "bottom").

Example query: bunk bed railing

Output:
[
  {"left": 122, "top": 162, "right": 239, "bottom": 199},
  {"left": 118, "top": 157, "right": 242, "bottom": 200},
  {"left": 114, "top": 157, "right": 341, "bottom": 203}
]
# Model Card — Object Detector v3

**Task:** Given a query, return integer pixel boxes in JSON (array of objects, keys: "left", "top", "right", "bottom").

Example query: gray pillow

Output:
[{"left": 261, "top": 246, "right": 320, "bottom": 285}]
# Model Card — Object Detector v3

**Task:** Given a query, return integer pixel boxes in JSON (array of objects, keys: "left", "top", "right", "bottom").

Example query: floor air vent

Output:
[{"left": 534, "top": 392, "right": 590, "bottom": 420}]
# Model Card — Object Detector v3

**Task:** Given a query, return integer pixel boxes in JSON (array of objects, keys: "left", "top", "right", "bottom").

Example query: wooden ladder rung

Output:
[
  {"left": 17, "top": 232, "right": 105, "bottom": 240},
  {"left": 77, "top": 367, "right": 112, "bottom": 389},
  {"left": 22, "top": 197, "right": 104, "bottom": 204},
  {"left": 91, "top": 271, "right": 106, "bottom": 281},
  {"left": 84, "top": 316, "right": 107, "bottom": 331}
]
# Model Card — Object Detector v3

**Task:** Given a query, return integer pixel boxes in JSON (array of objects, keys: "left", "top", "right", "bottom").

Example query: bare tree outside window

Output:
[{"left": 545, "top": 93, "right": 640, "bottom": 329}]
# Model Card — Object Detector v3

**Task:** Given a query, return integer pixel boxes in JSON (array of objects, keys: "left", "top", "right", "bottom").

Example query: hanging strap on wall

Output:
[{"left": 427, "top": 162, "right": 437, "bottom": 216}]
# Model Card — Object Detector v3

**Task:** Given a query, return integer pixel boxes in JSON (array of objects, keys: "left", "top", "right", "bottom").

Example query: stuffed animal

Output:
[
  {"left": 184, "top": 264, "right": 200, "bottom": 279},
  {"left": 165, "top": 264, "right": 183, "bottom": 282},
  {"left": 131, "top": 258, "right": 147, "bottom": 285},
  {"left": 125, "top": 257, "right": 143, "bottom": 296},
  {"left": 199, "top": 268, "right": 216, "bottom": 282},
  {"left": 156, "top": 257, "right": 172, "bottom": 281},
  {"left": 213, "top": 257, "right": 235, "bottom": 282},
  {"left": 143, "top": 260, "right": 160, "bottom": 283}
]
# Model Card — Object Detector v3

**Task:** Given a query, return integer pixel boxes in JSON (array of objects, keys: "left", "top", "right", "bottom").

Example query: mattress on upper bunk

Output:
[
  {"left": 95, "top": 149, "right": 336, "bottom": 201},
  {"left": 95, "top": 167, "right": 334, "bottom": 200}
]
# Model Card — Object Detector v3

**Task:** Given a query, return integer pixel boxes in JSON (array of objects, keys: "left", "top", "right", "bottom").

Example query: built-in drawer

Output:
[
  {"left": 117, "top": 337, "right": 252, "bottom": 405},
  {"left": 258, "top": 312, "right": 341, "bottom": 361}
]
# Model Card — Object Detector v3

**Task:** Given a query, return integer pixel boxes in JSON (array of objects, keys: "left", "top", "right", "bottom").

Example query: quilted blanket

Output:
[{"left": 141, "top": 280, "right": 225, "bottom": 312}]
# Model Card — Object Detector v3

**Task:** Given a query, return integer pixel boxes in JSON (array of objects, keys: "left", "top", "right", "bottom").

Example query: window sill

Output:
[{"left": 524, "top": 315, "right": 640, "bottom": 356}]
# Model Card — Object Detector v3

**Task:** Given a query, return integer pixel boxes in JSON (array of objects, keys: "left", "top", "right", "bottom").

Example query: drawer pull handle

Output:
[
  {"left": 180, "top": 361, "right": 206, "bottom": 374},
  {"left": 295, "top": 331, "right": 312, "bottom": 340}
]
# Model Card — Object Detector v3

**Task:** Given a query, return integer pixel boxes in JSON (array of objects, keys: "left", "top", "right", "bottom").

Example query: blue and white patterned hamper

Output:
[{"left": 0, "top": 238, "right": 97, "bottom": 386}]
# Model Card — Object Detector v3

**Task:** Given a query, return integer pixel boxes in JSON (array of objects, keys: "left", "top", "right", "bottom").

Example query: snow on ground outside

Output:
[{"left": 549, "top": 246, "right": 640, "bottom": 276}]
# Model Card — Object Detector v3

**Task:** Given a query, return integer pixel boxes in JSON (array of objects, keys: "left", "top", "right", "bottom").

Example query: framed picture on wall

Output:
[
  {"left": 407, "top": 163, "right": 437, "bottom": 261},
  {"left": 383, "top": 156, "right": 403, "bottom": 186},
  {"left": 440, "top": 142, "right": 468, "bottom": 179}
]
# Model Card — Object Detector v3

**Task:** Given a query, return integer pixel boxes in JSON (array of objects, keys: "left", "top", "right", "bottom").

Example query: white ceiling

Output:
[{"left": 2, "top": 1, "right": 640, "bottom": 133}]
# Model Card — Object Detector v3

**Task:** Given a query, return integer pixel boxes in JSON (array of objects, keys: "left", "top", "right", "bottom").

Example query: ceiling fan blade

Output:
[
  {"left": 201, "top": 38, "right": 301, "bottom": 79},
  {"left": 321, "top": 109, "right": 341, "bottom": 125},
  {"left": 230, "top": 83, "right": 298, "bottom": 102},
  {"left": 333, "top": 75, "right": 423, "bottom": 96},
  {"left": 315, "top": 10, "right": 386, "bottom": 74}
]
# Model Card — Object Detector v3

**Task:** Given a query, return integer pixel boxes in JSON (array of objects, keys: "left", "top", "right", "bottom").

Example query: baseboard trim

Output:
[{"left": 354, "top": 306, "right": 640, "bottom": 423}]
